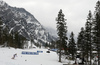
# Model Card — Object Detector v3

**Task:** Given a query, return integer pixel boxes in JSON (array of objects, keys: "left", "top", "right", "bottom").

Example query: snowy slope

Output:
[{"left": 0, "top": 47, "right": 74, "bottom": 65}]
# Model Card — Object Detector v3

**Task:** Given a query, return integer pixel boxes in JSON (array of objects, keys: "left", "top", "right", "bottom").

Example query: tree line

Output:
[
  {"left": 0, "top": 18, "right": 27, "bottom": 48},
  {"left": 77, "top": 1, "right": 100, "bottom": 65},
  {"left": 56, "top": 9, "right": 76, "bottom": 62},
  {"left": 56, "top": 1, "right": 100, "bottom": 65}
]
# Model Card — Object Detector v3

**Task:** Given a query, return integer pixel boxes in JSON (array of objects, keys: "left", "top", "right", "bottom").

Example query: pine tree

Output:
[
  {"left": 84, "top": 11, "right": 92, "bottom": 65},
  {"left": 68, "top": 32, "right": 76, "bottom": 60},
  {"left": 14, "top": 32, "right": 25, "bottom": 48},
  {"left": 8, "top": 31, "right": 14, "bottom": 47},
  {"left": 56, "top": 9, "right": 68, "bottom": 62},
  {"left": 77, "top": 27, "right": 87, "bottom": 61},
  {"left": 14, "top": 32, "right": 19, "bottom": 48},
  {"left": 77, "top": 27, "right": 85, "bottom": 51},
  {"left": 19, "top": 35, "right": 26, "bottom": 49},
  {"left": 3, "top": 25, "right": 9, "bottom": 47},
  {"left": 0, "top": 17, "right": 3, "bottom": 45},
  {"left": 92, "top": 1, "right": 100, "bottom": 65}
]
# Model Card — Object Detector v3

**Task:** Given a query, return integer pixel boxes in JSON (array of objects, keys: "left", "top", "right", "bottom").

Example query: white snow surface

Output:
[{"left": 0, "top": 47, "right": 74, "bottom": 65}]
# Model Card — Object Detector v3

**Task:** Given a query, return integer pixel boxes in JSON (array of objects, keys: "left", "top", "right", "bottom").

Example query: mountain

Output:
[
  {"left": 0, "top": 1, "right": 56, "bottom": 45},
  {"left": 45, "top": 27, "right": 57, "bottom": 37}
]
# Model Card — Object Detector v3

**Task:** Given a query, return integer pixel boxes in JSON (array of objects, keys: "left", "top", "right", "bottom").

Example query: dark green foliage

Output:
[
  {"left": 0, "top": 17, "right": 27, "bottom": 48},
  {"left": 50, "top": 41, "right": 57, "bottom": 48},
  {"left": 92, "top": 1, "right": 100, "bottom": 65},
  {"left": 3, "top": 26, "right": 9, "bottom": 44},
  {"left": 77, "top": 1, "right": 100, "bottom": 65},
  {"left": 15, "top": 32, "right": 20, "bottom": 48},
  {"left": 68, "top": 32, "right": 76, "bottom": 60},
  {"left": 56, "top": 9, "right": 68, "bottom": 62},
  {"left": 8, "top": 32, "right": 14, "bottom": 47},
  {"left": 77, "top": 27, "right": 85, "bottom": 51},
  {"left": 14, "top": 32, "right": 27, "bottom": 48},
  {"left": 45, "top": 42, "right": 49, "bottom": 48},
  {"left": 0, "top": 18, "right": 3, "bottom": 45},
  {"left": 34, "top": 42, "right": 41, "bottom": 48},
  {"left": 84, "top": 11, "right": 92, "bottom": 65},
  {"left": 77, "top": 11, "right": 93, "bottom": 64}
]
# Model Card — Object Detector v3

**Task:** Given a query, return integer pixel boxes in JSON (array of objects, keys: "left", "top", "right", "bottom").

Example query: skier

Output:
[{"left": 11, "top": 53, "right": 17, "bottom": 59}]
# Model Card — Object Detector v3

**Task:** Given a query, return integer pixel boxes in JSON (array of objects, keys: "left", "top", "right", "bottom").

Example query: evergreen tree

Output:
[
  {"left": 92, "top": 1, "right": 100, "bottom": 65},
  {"left": 14, "top": 32, "right": 25, "bottom": 48},
  {"left": 56, "top": 9, "right": 68, "bottom": 62},
  {"left": 68, "top": 32, "right": 76, "bottom": 60},
  {"left": 30, "top": 39, "right": 34, "bottom": 48},
  {"left": 77, "top": 27, "right": 85, "bottom": 51},
  {"left": 19, "top": 35, "right": 26, "bottom": 49},
  {"left": 3, "top": 25, "right": 9, "bottom": 47},
  {"left": 14, "top": 32, "right": 19, "bottom": 48},
  {"left": 0, "top": 17, "right": 3, "bottom": 45},
  {"left": 50, "top": 41, "right": 56, "bottom": 48},
  {"left": 84, "top": 11, "right": 92, "bottom": 65},
  {"left": 0, "top": 18, "right": 27, "bottom": 48},
  {"left": 8, "top": 31, "right": 14, "bottom": 47},
  {"left": 45, "top": 42, "right": 48, "bottom": 48},
  {"left": 77, "top": 27, "right": 86, "bottom": 60}
]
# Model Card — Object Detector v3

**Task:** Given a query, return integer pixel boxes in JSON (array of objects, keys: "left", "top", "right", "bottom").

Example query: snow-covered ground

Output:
[{"left": 0, "top": 47, "right": 74, "bottom": 65}]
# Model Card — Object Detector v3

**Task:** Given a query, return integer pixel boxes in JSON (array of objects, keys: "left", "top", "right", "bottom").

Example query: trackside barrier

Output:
[
  {"left": 50, "top": 49, "right": 58, "bottom": 52},
  {"left": 22, "top": 51, "right": 39, "bottom": 55},
  {"left": 37, "top": 51, "right": 43, "bottom": 53}
]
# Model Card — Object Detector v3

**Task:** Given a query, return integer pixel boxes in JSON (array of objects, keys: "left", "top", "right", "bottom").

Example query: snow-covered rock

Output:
[{"left": 0, "top": 1, "right": 56, "bottom": 45}]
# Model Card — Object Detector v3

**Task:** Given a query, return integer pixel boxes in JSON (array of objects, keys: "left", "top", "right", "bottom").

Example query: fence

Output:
[{"left": 22, "top": 51, "right": 39, "bottom": 55}]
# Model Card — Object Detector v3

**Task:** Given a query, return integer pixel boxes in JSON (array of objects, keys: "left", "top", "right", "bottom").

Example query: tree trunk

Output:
[
  {"left": 98, "top": 50, "right": 100, "bottom": 65},
  {"left": 90, "top": 48, "right": 92, "bottom": 65},
  {"left": 59, "top": 49, "right": 61, "bottom": 62}
]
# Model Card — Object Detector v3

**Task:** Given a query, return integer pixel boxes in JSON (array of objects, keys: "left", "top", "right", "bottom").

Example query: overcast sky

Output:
[{"left": 3, "top": 0, "right": 98, "bottom": 36}]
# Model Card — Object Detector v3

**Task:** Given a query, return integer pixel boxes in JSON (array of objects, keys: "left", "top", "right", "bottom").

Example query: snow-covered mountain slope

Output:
[
  {"left": 45, "top": 27, "right": 57, "bottom": 37},
  {"left": 0, "top": 47, "right": 74, "bottom": 65},
  {"left": 0, "top": 1, "right": 56, "bottom": 44}
]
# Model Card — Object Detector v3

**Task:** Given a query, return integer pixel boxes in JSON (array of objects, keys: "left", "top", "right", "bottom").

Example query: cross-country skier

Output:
[{"left": 11, "top": 53, "right": 17, "bottom": 59}]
